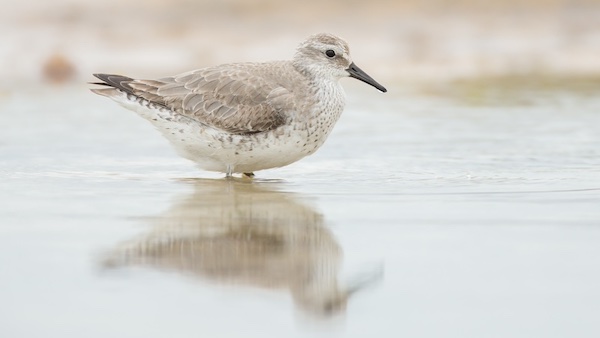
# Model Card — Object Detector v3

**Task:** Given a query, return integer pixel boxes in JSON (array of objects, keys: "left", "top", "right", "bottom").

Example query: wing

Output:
[{"left": 113, "top": 63, "right": 294, "bottom": 134}]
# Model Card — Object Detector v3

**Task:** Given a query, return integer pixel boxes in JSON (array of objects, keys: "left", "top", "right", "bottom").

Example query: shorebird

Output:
[{"left": 91, "top": 33, "right": 387, "bottom": 177}]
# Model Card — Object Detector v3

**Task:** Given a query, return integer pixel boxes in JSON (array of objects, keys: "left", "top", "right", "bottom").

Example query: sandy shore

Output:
[{"left": 1, "top": 0, "right": 600, "bottom": 87}]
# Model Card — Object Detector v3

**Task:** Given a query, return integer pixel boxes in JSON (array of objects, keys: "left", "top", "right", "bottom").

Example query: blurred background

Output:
[
  {"left": 2, "top": 1, "right": 600, "bottom": 337},
  {"left": 2, "top": 0, "right": 599, "bottom": 90}
]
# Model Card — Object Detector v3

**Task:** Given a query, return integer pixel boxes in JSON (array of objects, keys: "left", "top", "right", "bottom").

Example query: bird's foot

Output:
[{"left": 225, "top": 165, "right": 233, "bottom": 178}]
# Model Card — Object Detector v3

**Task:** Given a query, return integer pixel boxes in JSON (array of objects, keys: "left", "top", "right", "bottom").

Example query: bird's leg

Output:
[
  {"left": 225, "top": 165, "right": 233, "bottom": 178},
  {"left": 242, "top": 172, "right": 255, "bottom": 179}
]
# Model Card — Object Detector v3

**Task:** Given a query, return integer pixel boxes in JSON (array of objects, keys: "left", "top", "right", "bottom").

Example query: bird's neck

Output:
[{"left": 291, "top": 60, "right": 346, "bottom": 120}]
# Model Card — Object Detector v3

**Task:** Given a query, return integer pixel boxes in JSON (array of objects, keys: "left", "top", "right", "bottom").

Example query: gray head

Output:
[{"left": 294, "top": 33, "right": 387, "bottom": 93}]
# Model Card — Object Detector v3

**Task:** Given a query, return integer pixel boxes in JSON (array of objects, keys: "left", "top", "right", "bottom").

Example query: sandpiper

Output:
[{"left": 91, "top": 33, "right": 387, "bottom": 177}]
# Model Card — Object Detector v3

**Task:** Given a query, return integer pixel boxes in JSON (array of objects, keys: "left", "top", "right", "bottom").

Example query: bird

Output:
[{"left": 91, "top": 33, "right": 387, "bottom": 178}]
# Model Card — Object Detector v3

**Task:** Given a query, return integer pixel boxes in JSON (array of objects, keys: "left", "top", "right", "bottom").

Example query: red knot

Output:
[{"left": 91, "top": 33, "right": 387, "bottom": 177}]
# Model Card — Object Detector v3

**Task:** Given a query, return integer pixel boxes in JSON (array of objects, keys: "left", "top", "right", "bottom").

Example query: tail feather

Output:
[
  {"left": 90, "top": 88, "right": 118, "bottom": 97},
  {"left": 91, "top": 73, "right": 169, "bottom": 110},
  {"left": 92, "top": 73, "right": 135, "bottom": 95}
]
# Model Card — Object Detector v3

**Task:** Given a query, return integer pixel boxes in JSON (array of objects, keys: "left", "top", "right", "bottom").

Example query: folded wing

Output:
[{"left": 93, "top": 64, "right": 294, "bottom": 134}]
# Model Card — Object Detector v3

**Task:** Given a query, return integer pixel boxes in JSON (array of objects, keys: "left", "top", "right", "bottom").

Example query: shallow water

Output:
[{"left": 1, "top": 85, "right": 600, "bottom": 337}]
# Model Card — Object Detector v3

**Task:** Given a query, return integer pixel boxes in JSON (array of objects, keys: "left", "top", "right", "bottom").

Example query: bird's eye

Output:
[{"left": 325, "top": 50, "right": 336, "bottom": 58}]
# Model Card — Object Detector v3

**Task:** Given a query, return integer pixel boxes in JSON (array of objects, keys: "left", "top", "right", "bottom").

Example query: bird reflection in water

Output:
[{"left": 102, "top": 178, "right": 380, "bottom": 316}]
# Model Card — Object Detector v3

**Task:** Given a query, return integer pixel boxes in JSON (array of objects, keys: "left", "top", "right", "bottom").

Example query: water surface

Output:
[{"left": 1, "top": 84, "right": 599, "bottom": 337}]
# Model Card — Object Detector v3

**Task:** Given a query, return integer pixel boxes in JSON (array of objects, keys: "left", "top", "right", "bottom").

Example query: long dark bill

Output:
[{"left": 346, "top": 62, "right": 387, "bottom": 93}]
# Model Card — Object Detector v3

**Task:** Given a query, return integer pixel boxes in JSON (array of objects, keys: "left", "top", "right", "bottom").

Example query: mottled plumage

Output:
[{"left": 92, "top": 33, "right": 386, "bottom": 177}]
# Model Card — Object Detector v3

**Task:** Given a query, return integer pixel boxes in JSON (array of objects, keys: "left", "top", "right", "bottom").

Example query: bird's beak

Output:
[
  {"left": 346, "top": 62, "right": 387, "bottom": 93},
  {"left": 342, "top": 264, "right": 384, "bottom": 298}
]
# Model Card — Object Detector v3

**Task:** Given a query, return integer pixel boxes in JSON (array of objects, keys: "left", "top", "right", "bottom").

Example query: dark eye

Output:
[{"left": 325, "top": 50, "right": 336, "bottom": 58}]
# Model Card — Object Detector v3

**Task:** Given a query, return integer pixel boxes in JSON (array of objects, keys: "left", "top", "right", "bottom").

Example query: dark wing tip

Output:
[{"left": 91, "top": 73, "right": 135, "bottom": 94}]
